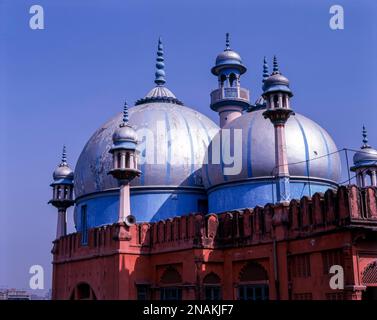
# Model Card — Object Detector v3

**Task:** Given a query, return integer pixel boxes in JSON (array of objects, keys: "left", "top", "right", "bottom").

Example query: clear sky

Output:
[{"left": 0, "top": 0, "right": 376, "bottom": 294}]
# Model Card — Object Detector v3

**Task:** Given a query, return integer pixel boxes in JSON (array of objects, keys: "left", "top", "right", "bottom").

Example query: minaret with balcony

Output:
[
  {"left": 49, "top": 146, "right": 74, "bottom": 238},
  {"left": 262, "top": 56, "right": 295, "bottom": 203},
  {"left": 210, "top": 33, "right": 250, "bottom": 128},
  {"left": 108, "top": 101, "right": 141, "bottom": 226}
]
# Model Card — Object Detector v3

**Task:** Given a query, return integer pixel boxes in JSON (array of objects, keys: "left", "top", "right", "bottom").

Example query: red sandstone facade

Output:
[{"left": 52, "top": 186, "right": 377, "bottom": 300}]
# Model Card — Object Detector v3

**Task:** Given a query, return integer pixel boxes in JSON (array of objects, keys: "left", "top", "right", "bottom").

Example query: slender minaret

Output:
[
  {"left": 49, "top": 146, "right": 74, "bottom": 238},
  {"left": 262, "top": 56, "right": 294, "bottom": 203},
  {"left": 351, "top": 126, "right": 377, "bottom": 187},
  {"left": 210, "top": 33, "right": 250, "bottom": 127},
  {"left": 108, "top": 101, "right": 141, "bottom": 226}
]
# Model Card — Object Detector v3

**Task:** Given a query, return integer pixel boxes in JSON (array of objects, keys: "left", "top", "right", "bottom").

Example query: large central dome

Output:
[
  {"left": 75, "top": 102, "right": 218, "bottom": 197},
  {"left": 73, "top": 37, "right": 219, "bottom": 225}
]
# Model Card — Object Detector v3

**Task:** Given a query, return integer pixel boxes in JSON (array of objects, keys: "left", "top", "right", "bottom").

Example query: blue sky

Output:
[{"left": 0, "top": 0, "right": 376, "bottom": 293}]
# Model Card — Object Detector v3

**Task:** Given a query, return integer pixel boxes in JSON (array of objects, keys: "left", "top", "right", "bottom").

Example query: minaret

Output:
[
  {"left": 351, "top": 126, "right": 377, "bottom": 187},
  {"left": 49, "top": 146, "right": 74, "bottom": 238},
  {"left": 262, "top": 56, "right": 294, "bottom": 203},
  {"left": 210, "top": 33, "right": 250, "bottom": 128},
  {"left": 108, "top": 101, "right": 141, "bottom": 226}
]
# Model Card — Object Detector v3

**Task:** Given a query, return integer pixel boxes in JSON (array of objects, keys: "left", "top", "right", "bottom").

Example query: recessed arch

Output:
[
  {"left": 203, "top": 272, "right": 221, "bottom": 284},
  {"left": 69, "top": 282, "right": 97, "bottom": 300},
  {"left": 160, "top": 266, "right": 182, "bottom": 285},
  {"left": 239, "top": 261, "right": 268, "bottom": 282}
]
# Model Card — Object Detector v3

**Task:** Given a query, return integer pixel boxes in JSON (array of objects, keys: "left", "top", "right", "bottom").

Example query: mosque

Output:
[{"left": 49, "top": 35, "right": 377, "bottom": 300}]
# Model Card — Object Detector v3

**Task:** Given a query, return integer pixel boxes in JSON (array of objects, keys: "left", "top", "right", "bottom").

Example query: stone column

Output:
[
  {"left": 120, "top": 152, "right": 126, "bottom": 169},
  {"left": 285, "top": 95, "right": 290, "bottom": 109},
  {"left": 371, "top": 170, "right": 377, "bottom": 186},
  {"left": 278, "top": 93, "right": 283, "bottom": 109},
  {"left": 362, "top": 172, "right": 368, "bottom": 187}
]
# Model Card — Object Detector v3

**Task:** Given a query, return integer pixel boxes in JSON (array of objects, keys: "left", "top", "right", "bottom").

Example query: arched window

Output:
[
  {"left": 70, "top": 282, "right": 97, "bottom": 300},
  {"left": 203, "top": 272, "right": 221, "bottom": 300},
  {"left": 238, "top": 261, "right": 269, "bottom": 300},
  {"left": 362, "top": 260, "right": 377, "bottom": 285},
  {"left": 160, "top": 266, "right": 182, "bottom": 300},
  {"left": 229, "top": 73, "right": 237, "bottom": 87},
  {"left": 362, "top": 261, "right": 377, "bottom": 300}
]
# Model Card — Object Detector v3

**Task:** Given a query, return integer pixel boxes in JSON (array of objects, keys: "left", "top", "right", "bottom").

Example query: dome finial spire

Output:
[
  {"left": 272, "top": 55, "right": 280, "bottom": 74},
  {"left": 61, "top": 145, "right": 67, "bottom": 165},
  {"left": 263, "top": 56, "right": 269, "bottom": 83},
  {"left": 362, "top": 125, "right": 370, "bottom": 149},
  {"left": 122, "top": 100, "right": 129, "bottom": 126},
  {"left": 154, "top": 36, "right": 166, "bottom": 86},
  {"left": 225, "top": 33, "right": 230, "bottom": 50}
]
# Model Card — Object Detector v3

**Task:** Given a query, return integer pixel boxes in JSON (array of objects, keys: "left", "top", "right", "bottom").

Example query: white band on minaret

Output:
[{"left": 119, "top": 183, "right": 131, "bottom": 223}]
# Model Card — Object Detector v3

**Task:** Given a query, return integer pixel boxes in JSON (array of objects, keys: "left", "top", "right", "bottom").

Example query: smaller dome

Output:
[
  {"left": 264, "top": 73, "right": 289, "bottom": 87},
  {"left": 263, "top": 56, "right": 292, "bottom": 96},
  {"left": 53, "top": 164, "right": 74, "bottom": 181},
  {"left": 212, "top": 49, "right": 246, "bottom": 75},
  {"left": 52, "top": 146, "right": 74, "bottom": 183},
  {"left": 215, "top": 50, "right": 242, "bottom": 66},
  {"left": 263, "top": 73, "right": 292, "bottom": 96},
  {"left": 113, "top": 124, "right": 137, "bottom": 143},
  {"left": 353, "top": 148, "right": 377, "bottom": 165}
]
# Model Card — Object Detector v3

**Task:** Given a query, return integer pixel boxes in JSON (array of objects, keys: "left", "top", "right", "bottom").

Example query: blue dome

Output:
[
  {"left": 202, "top": 109, "right": 341, "bottom": 213},
  {"left": 74, "top": 101, "right": 219, "bottom": 225},
  {"left": 211, "top": 49, "right": 246, "bottom": 75}
]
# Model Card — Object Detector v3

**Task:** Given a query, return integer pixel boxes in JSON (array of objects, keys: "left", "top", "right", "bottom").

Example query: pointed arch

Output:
[{"left": 239, "top": 261, "right": 268, "bottom": 282}]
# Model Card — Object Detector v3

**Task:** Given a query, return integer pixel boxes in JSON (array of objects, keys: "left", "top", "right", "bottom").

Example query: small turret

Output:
[
  {"left": 49, "top": 146, "right": 74, "bottom": 238},
  {"left": 262, "top": 56, "right": 295, "bottom": 203},
  {"left": 108, "top": 101, "right": 141, "bottom": 225},
  {"left": 351, "top": 126, "right": 377, "bottom": 187}
]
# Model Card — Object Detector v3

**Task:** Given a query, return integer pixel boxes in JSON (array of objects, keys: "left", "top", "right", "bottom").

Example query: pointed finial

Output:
[
  {"left": 154, "top": 37, "right": 166, "bottom": 86},
  {"left": 225, "top": 33, "right": 230, "bottom": 50},
  {"left": 122, "top": 100, "right": 129, "bottom": 126},
  {"left": 263, "top": 56, "right": 269, "bottom": 82},
  {"left": 361, "top": 125, "right": 370, "bottom": 149},
  {"left": 272, "top": 55, "right": 280, "bottom": 74},
  {"left": 61, "top": 145, "right": 67, "bottom": 165}
]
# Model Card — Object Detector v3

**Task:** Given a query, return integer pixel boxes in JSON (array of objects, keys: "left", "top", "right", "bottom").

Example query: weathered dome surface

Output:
[
  {"left": 74, "top": 102, "right": 219, "bottom": 198},
  {"left": 202, "top": 109, "right": 341, "bottom": 189}
]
